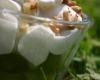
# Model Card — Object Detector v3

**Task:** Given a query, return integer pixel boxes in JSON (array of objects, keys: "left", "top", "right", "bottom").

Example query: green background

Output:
[{"left": 65, "top": 0, "right": 100, "bottom": 80}]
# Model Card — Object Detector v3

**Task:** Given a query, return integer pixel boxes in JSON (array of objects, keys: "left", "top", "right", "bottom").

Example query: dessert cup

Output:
[{"left": 0, "top": 9, "right": 90, "bottom": 80}]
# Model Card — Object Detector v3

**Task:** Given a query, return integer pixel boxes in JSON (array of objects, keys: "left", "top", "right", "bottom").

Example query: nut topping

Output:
[
  {"left": 71, "top": 6, "right": 82, "bottom": 13},
  {"left": 62, "top": 0, "right": 76, "bottom": 6},
  {"left": 22, "top": 0, "right": 38, "bottom": 15},
  {"left": 19, "top": 23, "right": 29, "bottom": 33},
  {"left": 48, "top": 22, "right": 60, "bottom": 33},
  {"left": 63, "top": 11, "right": 69, "bottom": 21}
]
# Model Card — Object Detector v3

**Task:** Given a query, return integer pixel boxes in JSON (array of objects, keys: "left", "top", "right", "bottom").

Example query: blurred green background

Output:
[{"left": 65, "top": 0, "right": 100, "bottom": 80}]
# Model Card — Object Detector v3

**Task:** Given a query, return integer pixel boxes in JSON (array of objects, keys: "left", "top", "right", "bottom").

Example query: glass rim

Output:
[{"left": 0, "top": 9, "right": 91, "bottom": 26}]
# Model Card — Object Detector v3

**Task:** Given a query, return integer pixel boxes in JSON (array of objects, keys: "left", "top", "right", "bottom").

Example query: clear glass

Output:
[{"left": 0, "top": 9, "right": 90, "bottom": 80}]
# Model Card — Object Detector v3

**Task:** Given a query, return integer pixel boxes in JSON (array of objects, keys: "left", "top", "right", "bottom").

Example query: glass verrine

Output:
[{"left": 0, "top": 9, "right": 90, "bottom": 80}]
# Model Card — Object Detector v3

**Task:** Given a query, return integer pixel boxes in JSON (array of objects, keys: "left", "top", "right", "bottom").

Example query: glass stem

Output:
[{"left": 40, "top": 67, "right": 48, "bottom": 80}]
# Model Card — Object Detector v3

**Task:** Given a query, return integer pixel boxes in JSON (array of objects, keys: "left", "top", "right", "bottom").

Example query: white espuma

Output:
[
  {"left": 38, "top": 0, "right": 63, "bottom": 17},
  {"left": 18, "top": 24, "right": 54, "bottom": 66},
  {"left": 38, "top": 0, "right": 63, "bottom": 11},
  {"left": 0, "top": 0, "right": 21, "bottom": 11},
  {"left": 18, "top": 5, "right": 82, "bottom": 66},
  {"left": 0, "top": 0, "right": 20, "bottom": 54}
]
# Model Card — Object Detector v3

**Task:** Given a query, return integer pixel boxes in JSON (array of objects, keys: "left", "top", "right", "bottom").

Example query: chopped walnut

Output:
[
  {"left": 48, "top": 22, "right": 60, "bottom": 33},
  {"left": 71, "top": 6, "right": 82, "bottom": 13},
  {"left": 22, "top": 0, "right": 38, "bottom": 15},
  {"left": 62, "top": 0, "right": 76, "bottom": 6},
  {"left": 62, "top": 0, "right": 69, "bottom": 4},
  {"left": 60, "top": 26, "right": 81, "bottom": 31},
  {"left": 62, "top": 0, "right": 83, "bottom": 18},
  {"left": 68, "top": 1, "right": 77, "bottom": 6},
  {"left": 53, "top": 15, "right": 62, "bottom": 20},
  {"left": 19, "top": 23, "right": 29, "bottom": 33},
  {"left": 60, "top": 26, "right": 76, "bottom": 30},
  {"left": 63, "top": 11, "right": 69, "bottom": 21}
]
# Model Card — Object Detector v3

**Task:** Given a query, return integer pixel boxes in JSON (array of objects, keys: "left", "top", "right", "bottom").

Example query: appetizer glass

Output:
[{"left": 0, "top": 9, "right": 90, "bottom": 80}]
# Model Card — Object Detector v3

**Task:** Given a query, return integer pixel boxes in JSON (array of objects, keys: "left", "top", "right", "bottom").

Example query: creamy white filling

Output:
[
  {"left": 0, "top": 0, "right": 20, "bottom": 54},
  {"left": 0, "top": 13, "right": 18, "bottom": 54},
  {"left": 48, "top": 29, "right": 81, "bottom": 55},
  {"left": 18, "top": 24, "right": 53, "bottom": 66},
  {"left": 18, "top": 24, "right": 81, "bottom": 65},
  {"left": 38, "top": 0, "right": 62, "bottom": 13},
  {"left": 0, "top": 0, "right": 21, "bottom": 11},
  {"left": 0, "top": 0, "right": 83, "bottom": 66}
]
